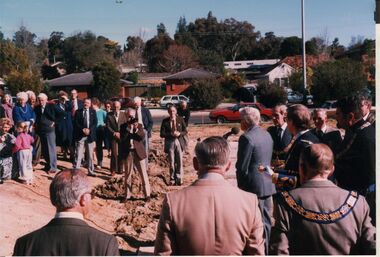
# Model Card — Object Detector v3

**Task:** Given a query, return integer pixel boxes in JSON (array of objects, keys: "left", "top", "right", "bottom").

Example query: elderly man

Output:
[
  {"left": 236, "top": 107, "right": 275, "bottom": 254},
  {"left": 267, "top": 104, "right": 292, "bottom": 160},
  {"left": 311, "top": 108, "right": 342, "bottom": 154},
  {"left": 270, "top": 144, "right": 376, "bottom": 255},
  {"left": 284, "top": 104, "right": 320, "bottom": 173},
  {"left": 70, "top": 89, "right": 83, "bottom": 116},
  {"left": 73, "top": 98, "right": 98, "bottom": 177},
  {"left": 160, "top": 105, "right": 187, "bottom": 186},
  {"left": 13, "top": 169, "right": 120, "bottom": 256},
  {"left": 120, "top": 108, "right": 150, "bottom": 202},
  {"left": 134, "top": 97, "right": 153, "bottom": 162},
  {"left": 335, "top": 96, "right": 375, "bottom": 224},
  {"left": 359, "top": 94, "right": 375, "bottom": 125},
  {"left": 34, "top": 93, "right": 58, "bottom": 174},
  {"left": 154, "top": 136, "right": 265, "bottom": 255},
  {"left": 106, "top": 101, "right": 127, "bottom": 176}
]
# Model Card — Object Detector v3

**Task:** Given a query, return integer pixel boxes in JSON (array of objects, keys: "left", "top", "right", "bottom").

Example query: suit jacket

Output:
[
  {"left": 267, "top": 124, "right": 292, "bottom": 159},
  {"left": 310, "top": 126, "right": 343, "bottom": 154},
  {"left": 177, "top": 107, "right": 190, "bottom": 126},
  {"left": 13, "top": 218, "right": 120, "bottom": 256},
  {"left": 160, "top": 116, "right": 187, "bottom": 153},
  {"left": 120, "top": 123, "right": 146, "bottom": 160},
  {"left": 106, "top": 111, "right": 128, "bottom": 142},
  {"left": 334, "top": 119, "right": 375, "bottom": 191},
  {"left": 236, "top": 125, "right": 276, "bottom": 197},
  {"left": 137, "top": 107, "right": 153, "bottom": 137},
  {"left": 34, "top": 103, "right": 57, "bottom": 134},
  {"left": 73, "top": 108, "right": 97, "bottom": 143},
  {"left": 284, "top": 130, "right": 320, "bottom": 173},
  {"left": 154, "top": 178, "right": 265, "bottom": 255},
  {"left": 69, "top": 99, "right": 84, "bottom": 114},
  {"left": 270, "top": 180, "right": 376, "bottom": 255}
]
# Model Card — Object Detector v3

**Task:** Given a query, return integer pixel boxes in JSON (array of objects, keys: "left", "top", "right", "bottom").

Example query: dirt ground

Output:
[{"left": 0, "top": 124, "right": 240, "bottom": 256}]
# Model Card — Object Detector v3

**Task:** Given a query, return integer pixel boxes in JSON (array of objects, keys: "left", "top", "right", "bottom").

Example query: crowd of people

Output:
[{"left": 8, "top": 90, "right": 376, "bottom": 255}]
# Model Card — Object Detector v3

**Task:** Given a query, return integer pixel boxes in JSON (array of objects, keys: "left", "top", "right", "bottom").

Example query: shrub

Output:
[
  {"left": 257, "top": 81, "right": 287, "bottom": 108},
  {"left": 186, "top": 78, "right": 223, "bottom": 109}
]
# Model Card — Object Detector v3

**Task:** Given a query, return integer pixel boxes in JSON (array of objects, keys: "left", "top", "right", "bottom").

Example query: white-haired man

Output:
[
  {"left": 133, "top": 97, "right": 153, "bottom": 163},
  {"left": 236, "top": 107, "right": 275, "bottom": 254},
  {"left": 13, "top": 169, "right": 120, "bottom": 255},
  {"left": 34, "top": 93, "right": 58, "bottom": 173},
  {"left": 155, "top": 136, "right": 265, "bottom": 255}
]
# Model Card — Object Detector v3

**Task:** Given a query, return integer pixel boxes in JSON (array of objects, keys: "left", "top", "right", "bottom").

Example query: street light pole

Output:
[{"left": 301, "top": 0, "right": 307, "bottom": 90}]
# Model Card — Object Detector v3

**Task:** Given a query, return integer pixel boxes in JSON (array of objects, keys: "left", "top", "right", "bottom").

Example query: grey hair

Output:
[
  {"left": 16, "top": 92, "right": 28, "bottom": 101},
  {"left": 50, "top": 169, "right": 91, "bottom": 210},
  {"left": 133, "top": 96, "right": 142, "bottom": 103},
  {"left": 26, "top": 90, "right": 36, "bottom": 99},
  {"left": 195, "top": 136, "right": 230, "bottom": 168},
  {"left": 126, "top": 107, "right": 136, "bottom": 116},
  {"left": 37, "top": 93, "right": 48, "bottom": 100},
  {"left": 239, "top": 107, "right": 261, "bottom": 127},
  {"left": 313, "top": 108, "right": 327, "bottom": 117}
]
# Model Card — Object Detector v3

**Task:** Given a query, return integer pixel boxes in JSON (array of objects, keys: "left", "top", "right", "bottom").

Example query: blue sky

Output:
[{"left": 0, "top": 0, "right": 375, "bottom": 47}]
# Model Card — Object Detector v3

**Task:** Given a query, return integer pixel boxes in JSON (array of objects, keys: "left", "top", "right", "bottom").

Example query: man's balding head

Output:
[{"left": 299, "top": 144, "right": 334, "bottom": 184}]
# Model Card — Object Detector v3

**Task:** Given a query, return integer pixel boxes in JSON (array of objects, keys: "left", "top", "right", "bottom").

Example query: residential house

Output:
[{"left": 163, "top": 68, "right": 219, "bottom": 95}]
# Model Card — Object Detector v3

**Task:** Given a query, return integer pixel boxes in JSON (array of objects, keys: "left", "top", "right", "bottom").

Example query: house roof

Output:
[
  {"left": 163, "top": 68, "right": 218, "bottom": 80},
  {"left": 48, "top": 71, "right": 93, "bottom": 87},
  {"left": 224, "top": 59, "right": 280, "bottom": 70},
  {"left": 281, "top": 54, "right": 330, "bottom": 69}
]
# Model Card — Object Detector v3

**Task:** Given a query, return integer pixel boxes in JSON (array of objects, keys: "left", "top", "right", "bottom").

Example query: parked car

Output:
[
  {"left": 320, "top": 100, "right": 338, "bottom": 118},
  {"left": 209, "top": 102, "right": 273, "bottom": 124},
  {"left": 110, "top": 97, "right": 135, "bottom": 109},
  {"left": 159, "top": 95, "right": 190, "bottom": 108},
  {"left": 286, "top": 88, "right": 314, "bottom": 106}
]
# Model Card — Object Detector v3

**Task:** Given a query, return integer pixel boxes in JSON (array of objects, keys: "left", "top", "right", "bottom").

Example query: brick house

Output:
[{"left": 163, "top": 68, "right": 219, "bottom": 95}]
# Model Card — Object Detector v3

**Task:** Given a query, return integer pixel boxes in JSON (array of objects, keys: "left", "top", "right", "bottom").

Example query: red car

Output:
[{"left": 209, "top": 102, "right": 273, "bottom": 124}]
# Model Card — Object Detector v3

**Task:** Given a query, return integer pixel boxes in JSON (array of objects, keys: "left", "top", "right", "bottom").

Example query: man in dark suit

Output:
[
  {"left": 73, "top": 98, "right": 97, "bottom": 176},
  {"left": 335, "top": 96, "right": 376, "bottom": 225},
  {"left": 284, "top": 104, "right": 320, "bottom": 173},
  {"left": 106, "top": 101, "right": 127, "bottom": 176},
  {"left": 34, "top": 93, "right": 58, "bottom": 173},
  {"left": 120, "top": 108, "right": 150, "bottom": 202},
  {"left": 13, "top": 169, "right": 119, "bottom": 256},
  {"left": 134, "top": 97, "right": 153, "bottom": 163},
  {"left": 236, "top": 107, "right": 275, "bottom": 254},
  {"left": 270, "top": 144, "right": 375, "bottom": 255},
  {"left": 359, "top": 94, "right": 375, "bottom": 126},
  {"left": 160, "top": 105, "right": 187, "bottom": 185},
  {"left": 70, "top": 89, "right": 84, "bottom": 116},
  {"left": 267, "top": 104, "right": 292, "bottom": 160},
  {"left": 311, "top": 108, "right": 342, "bottom": 154}
]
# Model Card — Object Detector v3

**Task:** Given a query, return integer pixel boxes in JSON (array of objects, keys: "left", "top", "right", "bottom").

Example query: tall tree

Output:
[
  {"left": 13, "top": 25, "right": 36, "bottom": 49},
  {"left": 279, "top": 36, "right": 302, "bottom": 57},
  {"left": 48, "top": 31, "right": 64, "bottom": 62},
  {"left": 253, "top": 32, "right": 282, "bottom": 59},
  {"left": 159, "top": 44, "right": 198, "bottom": 72},
  {"left": 0, "top": 41, "right": 30, "bottom": 76},
  {"left": 90, "top": 61, "right": 121, "bottom": 101}
]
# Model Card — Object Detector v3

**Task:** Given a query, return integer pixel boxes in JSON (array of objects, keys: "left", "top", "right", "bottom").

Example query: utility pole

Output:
[{"left": 301, "top": 0, "right": 307, "bottom": 90}]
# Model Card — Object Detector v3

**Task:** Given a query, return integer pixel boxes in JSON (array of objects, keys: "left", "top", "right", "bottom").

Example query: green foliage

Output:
[
  {"left": 90, "top": 62, "right": 121, "bottom": 101},
  {"left": 197, "top": 49, "right": 224, "bottom": 73},
  {"left": 252, "top": 32, "right": 282, "bottom": 59},
  {"left": 126, "top": 71, "right": 138, "bottom": 84},
  {"left": 13, "top": 26, "right": 36, "bottom": 49},
  {"left": 6, "top": 70, "right": 43, "bottom": 94},
  {"left": 311, "top": 59, "right": 367, "bottom": 104},
  {"left": 220, "top": 74, "right": 245, "bottom": 98},
  {"left": 279, "top": 36, "right": 302, "bottom": 58},
  {"left": 62, "top": 31, "right": 116, "bottom": 73},
  {"left": 288, "top": 67, "right": 313, "bottom": 93},
  {"left": 257, "top": 81, "right": 287, "bottom": 108},
  {"left": 48, "top": 31, "right": 64, "bottom": 62},
  {"left": 187, "top": 78, "right": 223, "bottom": 109},
  {"left": 0, "top": 41, "right": 30, "bottom": 76}
]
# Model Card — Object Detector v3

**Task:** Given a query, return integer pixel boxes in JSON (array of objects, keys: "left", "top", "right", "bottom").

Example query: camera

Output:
[{"left": 127, "top": 117, "right": 138, "bottom": 125}]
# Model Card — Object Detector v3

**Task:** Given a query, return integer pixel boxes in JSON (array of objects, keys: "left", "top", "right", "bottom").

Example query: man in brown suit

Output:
[
  {"left": 154, "top": 136, "right": 265, "bottom": 255},
  {"left": 270, "top": 144, "right": 376, "bottom": 255},
  {"left": 106, "top": 101, "right": 127, "bottom": 176},
  {"left": 160, "top": 105, "right": 187, "bottom": 185},
  {"left": 120, "top": 108, "right": 151, "bottom": 202},
  {"left": 13, "top": 169, "right": 119, "bottom": 256}
]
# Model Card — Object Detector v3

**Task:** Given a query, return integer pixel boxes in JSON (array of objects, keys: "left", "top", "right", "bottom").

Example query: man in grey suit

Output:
[
  {"left": 13, "top": 169, "right": 119, "bottom": 256},
  {"left": 270, "top": 144, "right": 376, "bottom": 255},
  {"left": 236, "top": 107, "right": 276, "bottom": 254}
]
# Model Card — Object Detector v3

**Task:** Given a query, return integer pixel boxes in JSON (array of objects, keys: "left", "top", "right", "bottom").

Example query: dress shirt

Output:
[
  {"left": 136, "top": 107, "right": 144, "bottom": 128},
  {"left": 83, "top": 108, "right": 89, "bottom": 128},
  {"left": 293, "top": 129, "right": 309, "bottom": 141},
  {"left": 278, "top": 123, "right": 287, "bottom": 139},
  {"left": 199, "top": 172, "right": 225, "bottom": 180},
  {"left": 54, "top": 211, "right": 84, "bottom": 220},
  {"left": 41, "top": 105, "right": 45, "bottom": 114},
  {"left": 363, "top": 112, "right": 370, "bottom": 121}
]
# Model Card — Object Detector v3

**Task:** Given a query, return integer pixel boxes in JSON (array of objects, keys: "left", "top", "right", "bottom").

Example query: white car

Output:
[{"left": 159, "top": 95, "right": 190, "bottom": 108}]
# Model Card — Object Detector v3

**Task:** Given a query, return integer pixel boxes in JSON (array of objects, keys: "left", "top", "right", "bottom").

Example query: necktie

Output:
[
  {"left": 42, "top": 106, "right": 45, "bottom": 114},
  {"left": 84, "top": 109, "right": 89, "bottom": 128},
  {"left": 277, "top": 127, "right": 282, "bottom": 142},
  {"left": 171, "top": 119, "right": 176, "bottom": 133},
  {"left": 317, "top": 130, "right": 324, "bottom": 140}
]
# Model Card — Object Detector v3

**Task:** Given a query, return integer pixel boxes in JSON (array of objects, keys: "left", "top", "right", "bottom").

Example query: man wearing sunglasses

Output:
[{"left": 13, "top": 169, "right": 119, "bottom": 256}]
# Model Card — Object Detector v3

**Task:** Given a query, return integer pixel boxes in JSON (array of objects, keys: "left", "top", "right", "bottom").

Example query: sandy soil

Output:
[{"left": 0, "top": 124, "right": 240, "bottom": 256}]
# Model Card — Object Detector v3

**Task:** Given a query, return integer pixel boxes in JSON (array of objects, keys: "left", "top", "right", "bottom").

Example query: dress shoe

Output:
[
  {"left": 88, "top": 173, "right": 97, "bottom": 177},
  {"left": 120, "top": 197, "right": 131, "bottom": 203}
]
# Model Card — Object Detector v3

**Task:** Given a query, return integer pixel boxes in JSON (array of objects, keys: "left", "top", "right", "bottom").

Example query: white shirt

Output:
[
  {"left": 137, "top": 106, "right": 143, "bottom": 127},
  {"left": 279, "top": 122, "right": 288, "bottom": 139},
  {"left": 54, "top": 211, "right": 84, "bottom": 220},
  {"left": 199, "top": 172, "right": 224, "bottom": 180},
  {"left": 363, "top": 112, "right": 370, "bottom": 121}
]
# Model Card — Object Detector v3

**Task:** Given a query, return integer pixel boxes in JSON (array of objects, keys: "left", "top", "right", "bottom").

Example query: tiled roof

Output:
[
  {"left": 163, "top": 68, "right": 218, "bottom": 80},
  {"left": 48, "top": 71, "right": 93, "bottom": 87}
]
